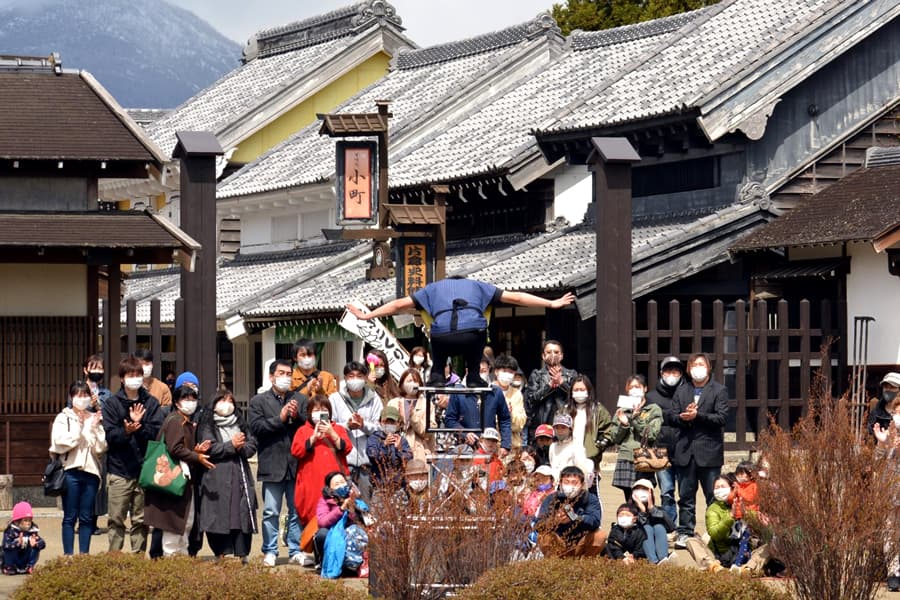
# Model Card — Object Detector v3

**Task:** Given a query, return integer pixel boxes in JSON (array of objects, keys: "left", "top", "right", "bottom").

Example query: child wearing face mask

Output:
[
  {"left": 606, "top": 504, "right": 647, "bottom": 563},
  {"left": 522, "top": 465, "right": 556, "bottom": 517},
  {"left": 609, "top": 375, "right": 662, "bottom": 501},
  {"left": 365, "top": 406, "right": 412, "bottom": 489},
  {"left": 387, "top": 369, "right": 435, "bottom": 461},
  {"left": 630, "top": 479, "right": 674, "bottom": 564},
  {"left": 548, "top": 413, "right": 594, "bottom": 485}
]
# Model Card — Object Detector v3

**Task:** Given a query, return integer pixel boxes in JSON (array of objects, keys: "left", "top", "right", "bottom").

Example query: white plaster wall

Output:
[
  {"left": 0, "top": 264, "right": 87, "bottom": 316},
  {"left": 241, "top": 213, "right": 272, "bottom": 249},
  {"left": 552, "top": 164, "right": 592, "bottom": 226},
  {"left": 846, "top": 244, "right": 900, "bottom": 365}
]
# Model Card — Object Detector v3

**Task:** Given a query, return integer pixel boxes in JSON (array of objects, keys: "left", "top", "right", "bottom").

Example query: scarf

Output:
[{"left": 214, "top": 412, "right": 241, "bottom": 441}]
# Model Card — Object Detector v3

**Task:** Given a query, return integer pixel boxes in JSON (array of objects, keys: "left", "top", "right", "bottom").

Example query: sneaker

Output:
[
  {"left": 263, "top": 553, "right": 277, "bottom": 567},
  {"left": 729, "top": 564, "right": 750, "bottom": 578},
  {"left": 674, "top": 533, "right": 691, "bottom": 549},
  {"left": 666, "top": 531, "right": 678, "bottom": 543},
  {"left": 887, "top": 575, "right": 900, "bottom": 592},
  {"left": 2, "top": 566, "right": 15, "bottom": 576},
  {"left": 24, "top": 566, "right": 33, "bottom": 575},
  {"left": 657, "top": 554, "right": 671, "bottom": 565},
  {"left": 288, "top": 553, "right": 314, "bottom": 566},
  {"left": 707, "top": 560, "right": 724, "bottom": 573}
]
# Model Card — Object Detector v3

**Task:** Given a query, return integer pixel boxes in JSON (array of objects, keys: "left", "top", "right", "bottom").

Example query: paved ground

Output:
[{"left": 1, "top": 458, "right": 896, "bottom": 598}]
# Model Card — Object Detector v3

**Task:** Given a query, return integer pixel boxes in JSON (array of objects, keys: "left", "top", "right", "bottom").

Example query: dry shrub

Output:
[
  {"left": 368, "top": 462, "right": 529, "bottom": 599},
  {"left": 458, "top": 557, "right": 789, "bottom": 600},
  {"left": 13, "top": 553, "right": 364, "bottom": 600},
  {"left": 756, "top": 370, "right": 900, "bottom": 600}
]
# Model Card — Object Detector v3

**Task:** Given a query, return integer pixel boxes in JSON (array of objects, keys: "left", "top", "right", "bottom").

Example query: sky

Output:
[{"left": 169, "top": 0, "right": 557, "bottom": 47}]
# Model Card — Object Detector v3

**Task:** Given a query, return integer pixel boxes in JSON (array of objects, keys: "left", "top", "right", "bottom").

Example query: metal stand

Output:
[
  {"left": 850, "top": 315, "right": 875, "bottom": 444},
  {"left": 420, "top": 385, "right": 493, "bottom": 436}
]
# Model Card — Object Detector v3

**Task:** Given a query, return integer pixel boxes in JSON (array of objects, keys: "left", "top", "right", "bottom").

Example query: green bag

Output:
[{"left": 139, "top": 431, "right": 187, "bottom": 496}]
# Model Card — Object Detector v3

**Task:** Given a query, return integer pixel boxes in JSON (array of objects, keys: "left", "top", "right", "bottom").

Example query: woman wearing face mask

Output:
[
  {"left": 565, "top": 375, "right": 612, "bottom": 477},
  {"left": 291, "top": 397, "right": 353, "bottom": 531},
  {"left": 493, "top": 355, "right": 527, "bottom": 450},
  {"left": 609, "top": 375, "right": 662, "bottom": 501},
  {"left": 630, "top": 478, "right": 674, "bottom": 564},
  {"left": 50, "top": 381, "right": 107, "bottom": 555},
  {"left": 407, "top": 347, "right": 431, "bottom": 382},
  {"left": 365, "top": 349, "right": 400, "bottom": 401},
  {"left": 314, "top": 471, "right": 361, "bottom": 568},
  {"left": 144, "top": 385, "right": 216, "bottom": 556},
  {"left": 869, "top": 372, "right": 900, "bottom": 438},
  {"left": 681, "top": 473, "right": 741, "bottom": 572},
  {"left": 387, "top": 369, "right": 435, "bottom": 461},
  {"left": 197, "top": 391, "right": 258, "bottom": 563}
]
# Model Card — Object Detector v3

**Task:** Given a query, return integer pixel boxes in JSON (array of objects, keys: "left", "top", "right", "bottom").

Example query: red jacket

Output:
[
  {"left": 291, "top": 422, "right": 352, "bottom": 526},
  {"left": 729, "top": 480, "right": 758, "bottom": 520}
]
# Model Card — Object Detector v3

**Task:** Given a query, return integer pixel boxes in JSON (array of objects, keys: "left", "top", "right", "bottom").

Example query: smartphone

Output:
[{"left": 616, "top": 395, "right": 634, "bottom": 410}]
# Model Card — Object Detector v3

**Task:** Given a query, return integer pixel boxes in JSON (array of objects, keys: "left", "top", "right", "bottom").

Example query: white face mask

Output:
[
  {"left": 374, "top": 367, "right": 386, "bottom": 379},
  {"left": 560, "top": 483, "right": 580, "bottom": 498},
  {"left": 511, "top": 380, "right": 523, "bottom": 388},
  {"left": 310, "top": 411, "right": 329, "bottom": 424},
  {"left": 555, "top": 429, "right": 571, "bottom": 442},
  {"left": 214, "top": 401, "right": 234, "bottom": 417},
  {"left": 627, "top": 387, "right": 643, "bottom": 398},
  {"left": 617, "top": 516, "right": 636, "bottom": 529},
  {"left": 521, "top": 459, "right": 536, "bottom": 474},
  {"left": 142, "top": 364, "right": 153, "bottom": 378},
  {"left": 346, "top": 378, "right": 366, "bottom": 393},
  {"left": 662, "top": 374, "right": 681, "bottom": 387},
  {"left": 632, "top": 490, "right": 650, "bottom": 504},
  {"left": 124, "top": 376, "right": 143, "bottom": 391},
  {"left": 497, "top": 371, "right": 514, "bottom": 386},
  {"left": 572, "top": 391, "right": 589, "bottom": 404},
  {"left": 179, "top": 400, "right": 198, "bottom": 416},
  {"left": 382, "top": 423, "right": 398, "bottom": 434},
  {"left": 408, "top": 479, "right": 427, "bottom": 492},
  {"left": 403, "top": 381, "right": 419, "bottom": 395},
  {"left": 690, "top": 366, "right": 709, "bottom": 382},
  {"left": 713, "top": 487, "right": 730, "bottom": 502},
  {"left": 412, "top": 355, "right": 425, "bottom": 366},
  {"left": 72, "top": 396, "right": 92, "bottom": 411},
  {"left": 273, "top": 376, "right": 292, "bottom": 392},
  {"left": 298, "top": 356, "right": 316, "bottom": 370},
  {"left": 893, "top": 413, "right": 900, "bottom": 428}
]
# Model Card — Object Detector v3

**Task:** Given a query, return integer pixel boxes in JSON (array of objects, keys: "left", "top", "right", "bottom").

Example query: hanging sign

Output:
[{"left": 335, "top": 140, "right": 378, "bottom": 225}]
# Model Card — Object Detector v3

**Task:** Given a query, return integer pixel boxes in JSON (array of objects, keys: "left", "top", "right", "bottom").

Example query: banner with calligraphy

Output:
[
  {"left": 396, "top": 237, "right": 434, "bottom": 300},
  {"left": 339, "top": 300, "right": 411, "bottom": 381},
  {"left": 335, "top": 140, "right": 378, "bottom": 225}
]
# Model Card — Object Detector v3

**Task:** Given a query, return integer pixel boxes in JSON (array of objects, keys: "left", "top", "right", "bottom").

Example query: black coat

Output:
[
  {"left": 197, "top": 414, "right": 258, "bottom": 535},
  {"left": 646, "top": 379, "right": 682, "bottom": 454},
  {"left": 525, "top": 365, "right": 577, "bottom": 430},
  {"left": 606, "top": 524, "right": 646, "bottom": 559},
  {"left": 102, "top": 387, "right": 163, "bottom": 479},
  {"left": 867, "top": 394, "right": 893, "bottom": 436},
  {"left": 248, "top": 389, "right": 307, "bottom": 482},
  {"left": 667, "top": 379, "right": 729, "bottom": 468}
]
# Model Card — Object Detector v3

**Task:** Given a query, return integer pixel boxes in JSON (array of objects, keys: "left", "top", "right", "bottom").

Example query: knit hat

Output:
[
  {"left": 11, "top": 501, "right": 32, "bottom": 522},
  {"left": 406, "top": 459, "right": 428, "bottom": 475},
  {"left": 552, "top": 413, "right": 573, "bottom": 429},
  {"left": 175, "top": 371, "right": 199, "bottom": 390},
  {"left": 534, "top": 424, "right": 554, "bottom": 438},
  {"left": 381, "top": 405, "right": 401, "bottom": 422},
  {"left": 482, "top": 427, "right": 501, "bottom": 441}
]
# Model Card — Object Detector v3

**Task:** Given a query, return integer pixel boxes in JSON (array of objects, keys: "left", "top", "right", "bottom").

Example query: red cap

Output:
[{"left": 535, "top": 424, "right": 554, "bottom": 438}]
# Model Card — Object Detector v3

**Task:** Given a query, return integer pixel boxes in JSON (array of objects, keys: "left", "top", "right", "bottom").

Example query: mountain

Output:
[{"left": 0, "top": 0, "right": 242, "bottom": 108}]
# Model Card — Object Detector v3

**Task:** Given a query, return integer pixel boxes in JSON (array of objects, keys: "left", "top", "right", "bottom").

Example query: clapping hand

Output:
[
  {"left": 193, "top": 439, "right": 212, "bottom": 453},
  {"left": 197, "top": 453, "right": 215, "bottom": 470},
  {"left": 129, "top": 402, "right": 145, "bottom": 424},
  {"left": 231, "top": 432, "right": 246, "bottom": 450},
  {"left": 874, "top": 423, "right": 890, "bottom": 444}
]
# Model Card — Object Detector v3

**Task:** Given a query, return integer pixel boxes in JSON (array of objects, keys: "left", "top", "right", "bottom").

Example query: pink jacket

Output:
[{"left": 316, "top": 496, "right": 344, "bottom": 528}]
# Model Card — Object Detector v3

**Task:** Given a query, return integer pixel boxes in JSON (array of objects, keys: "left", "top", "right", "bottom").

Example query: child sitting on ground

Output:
[
  {"left": 728, "top": 460, "right": 759, "bottom": 567},
  {"left": 2, "top": 502, "right": 45, "bottom": 575},
  {"left": 606, "top": 503, "right": 647, "bottom": 564}
]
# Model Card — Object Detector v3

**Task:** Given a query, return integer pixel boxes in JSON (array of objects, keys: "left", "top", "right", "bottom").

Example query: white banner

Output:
[{"left": 339, "top": 299, "right": 410, "bottom": 381}]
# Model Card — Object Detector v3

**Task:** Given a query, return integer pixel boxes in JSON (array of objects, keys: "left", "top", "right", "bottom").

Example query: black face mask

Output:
[
  {"left": 884, "top": 390, "right": 898, "bottom": 404},
  {"left": 87, "top": 372, "right": 104, "bottom": 383}
]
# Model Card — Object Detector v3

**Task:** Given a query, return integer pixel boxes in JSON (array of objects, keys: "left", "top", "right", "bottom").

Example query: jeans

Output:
[
  {"left": 656, "top": 467, "right": 677, "bottom": 524},
  {"left": 106, "top": 474, "right": 147, "bottom": 553},
  {"left": 62, "top": 469, "right": 99, "bottom": 555},
  {"left": 261, "top": 480, "right": 300, "bottom": 557},
  {"left": 675, "top": 459, "right": 721, "bottom": 535},
  {"left": 642, "top": 523, "right": 669, "bottom": 563},
  {"left": 2, "top": 547, "right": 40, "bottom": 570}
]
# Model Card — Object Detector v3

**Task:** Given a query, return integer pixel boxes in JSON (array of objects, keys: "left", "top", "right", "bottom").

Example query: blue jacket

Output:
[
  {"left": 444, "top": 385, "right": 512, "bottom": 450},
  {"left": 366, "top": 430, "right": 412, "bottom": 487},
  {"left": 537, "top": 488, "right": 602, "bottom": 544}
]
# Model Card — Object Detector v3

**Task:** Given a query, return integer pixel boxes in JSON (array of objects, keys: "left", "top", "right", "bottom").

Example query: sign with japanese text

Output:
[
  {"left": 396, "top": 238, "right": 434, "bottom": 300},
  {"left": 339, "top": 300, "right": 410, "bottom": 381},
  {"left": 335, "top": 140, "right": 378, "bottom": 225}
]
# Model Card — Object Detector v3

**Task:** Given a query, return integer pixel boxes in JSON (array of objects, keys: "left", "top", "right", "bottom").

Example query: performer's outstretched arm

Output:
[
  {"left": 346, "top": 296, "right": 415, "bottom": 321},
  {"left": 499, "top": 290, "right": 575, "bottom": 310}
]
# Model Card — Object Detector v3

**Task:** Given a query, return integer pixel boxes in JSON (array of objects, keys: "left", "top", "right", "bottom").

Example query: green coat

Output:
[
  {"left": 581, "top": 402, "right": 613, "bottom": 461},
  {"left": 609, "top": 401, "right": 662, "bottom": 462},
  {"left": 705, "top": 499, "right": 735, "bottom": 556}
]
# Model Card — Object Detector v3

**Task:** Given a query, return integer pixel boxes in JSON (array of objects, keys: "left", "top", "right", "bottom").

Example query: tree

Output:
[{"left": 551, "top": 0, "right": 721, "bottom": 35}]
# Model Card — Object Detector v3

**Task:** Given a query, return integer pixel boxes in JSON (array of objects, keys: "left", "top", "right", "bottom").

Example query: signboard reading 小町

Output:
[{"left": 335, "top": 140, "right": 378, "bottom": 226}]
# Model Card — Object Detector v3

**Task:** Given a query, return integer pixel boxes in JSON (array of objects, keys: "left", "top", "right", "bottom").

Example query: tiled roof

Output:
[
  {"left": 217, "top": 16, "right": 552, "bottom": 199},
  {"left": 0, "top": 212, "right": 195, "bottom": 249},
  {"left": 537, "top": 0, "right": 842, "bottom": 135},
  {"left": 731, "top": 163, "right": 900, "bottom": 251},
  {"left": 126, "top": 109, "right": 171, "bottom": 127},
  {"left": 0, "top": 71, "right": 156, "bottom": 162},
  {"left": 145, "top": 34, "right": 357, "bottom": 158}
]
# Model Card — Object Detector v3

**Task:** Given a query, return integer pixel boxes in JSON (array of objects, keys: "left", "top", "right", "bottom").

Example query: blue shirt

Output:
[
  {"left": 444, "top": 385, "right": 512, "bottom": 450},
  {"left": 412, "top": 278, "right": 502, "bottom": 336}
]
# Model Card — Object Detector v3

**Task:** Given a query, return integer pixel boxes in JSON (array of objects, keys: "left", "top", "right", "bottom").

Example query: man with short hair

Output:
[
  {"left": 133, "top": 348, "right": 172, "bottom": 407},
  {"left": 536, "top": 466, "right": 605, "bottom": 557},
  {"left": 249, "top": 359, "right": 307, "bottom": 567},
  {"left": 291, "top": 338, "right": 338, "bottom": 398},
  {"left": 646, "top": 355, "right": 684, "bottom": 525},
  {"left": 82, "top": 353, "right": 111, "bottom": 410},
  {"left": 444, "top": 384, "right": 512, "bottom": 458},
  {"left": 526, "top": 340, "right": 577, "bottom": 438},
  {"left": 329, "top": 361, "right": 384, "bottom": 502},
  {"left": 102, "top": 356, "right": 163, "bottom": 553}
]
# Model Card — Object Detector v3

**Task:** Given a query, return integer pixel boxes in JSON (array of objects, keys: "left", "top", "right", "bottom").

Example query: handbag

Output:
[
  {"left": 139, "top": 431, "right": 187, "bottom": 496},
  {"left": 43, "top": 414, "right": 71, "bottom": 497},
  {"left": 321, "top": 512, "right": 349, "bottom": 579},
  {"left": 300, "top": 515, "right": 318, "bottom": 553},
  {"left": 632, "top": 427, "right": 670, "bottom": 473}
]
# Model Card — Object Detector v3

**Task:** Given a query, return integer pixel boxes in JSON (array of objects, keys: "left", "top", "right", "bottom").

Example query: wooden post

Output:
[
  {"left": 173, "top": 132, "right": 223, "bottom": 395},
  {"left": 151, "top": 299, "right": 162, "bottom": 379},
  {"left": 589, "top": 138, "right": 640, "bottom": 412},
  {"left": 433, "top": 185, "right": 448, "bottom": 281},
  {"left": 106, "top": 266, "right": 121, "bottom": 377}
]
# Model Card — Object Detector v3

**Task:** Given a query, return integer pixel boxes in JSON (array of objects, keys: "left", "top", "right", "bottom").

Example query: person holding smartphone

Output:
[{"left": 366, "top": 406, "right": 412, "bottom": 490}]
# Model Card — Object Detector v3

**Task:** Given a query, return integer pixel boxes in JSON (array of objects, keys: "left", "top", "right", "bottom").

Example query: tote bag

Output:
[{"left": 139, "top": 431, "right": 187, "bottom": 496}]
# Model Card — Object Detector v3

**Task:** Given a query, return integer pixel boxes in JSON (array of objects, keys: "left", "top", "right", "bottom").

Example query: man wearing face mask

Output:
[
  {"left": 668, "top": 353, "right": 730, "bottom": 549},
  {"left": 102, "top": 356, "right": 163, "bottom": 553},
  {"left": 646, "top": 356, "right": 684, "bottom": 525},
  {"left": 249, "top": 359, "right": 307, "bottom": 567},
  {"left": 366, "top": 406, "right": 412, "bottom": 489},
  {"left": 526, "top": 340, "right": 577, "bottom": 442},
  {"left": 291, "top": 339, "right": 338, "bottom": 399},
  {"left": 399, "top": 459, "right": 430, "bottom": 511},
  {"left": 82, "top": 354, "right": 111, "bottom": 411},
  {"left": 536, "top": 466, "right": 605, "bottom": 558},
  {"left": 494, "top": 355, "right": 527, "bottom": 450},
  {"left": 868, "top": 372, "right": 900, "bottom": 437},
  {"left": 134, "top": 349, "right": 172, "bottom": 407},
  {"left": 328, "top": 361, "right": 384, "bottom": 503}
]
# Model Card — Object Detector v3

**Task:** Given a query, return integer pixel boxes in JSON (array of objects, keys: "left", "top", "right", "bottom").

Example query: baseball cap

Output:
[
  {"left": 552, "top": 413, "right": 573, "bottom": 428},
  {"left": 535, "top": 424, "right": 554, "bottom": 438},
  {"left": 632, "top": 478, "right": 655, "bottom": 490},
  {"left": 881, "top": 372, "right": 900, "bottom": 387},
  {"left": 535, "top": 465, "right": 554, "bottom": 478},
  {"left": 660, "top": 356, "right": 683, "bottom": 373},
  {"left": 482, "top": 427, "right": 501, "bottom": 441},
  {"left": 381, "top": 405, "right": 401, "bottom": 422}
]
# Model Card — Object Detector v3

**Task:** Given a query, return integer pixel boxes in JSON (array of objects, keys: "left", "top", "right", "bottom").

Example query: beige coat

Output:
[
  {"left": 503, "top": 387, "right": 527, "bottom": 449},
  {"left": 49, "top": 408, "right": 107, "bottom": 478},
  {"left": 388, "top": 394, "right": 435, "bottom": 461}
]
